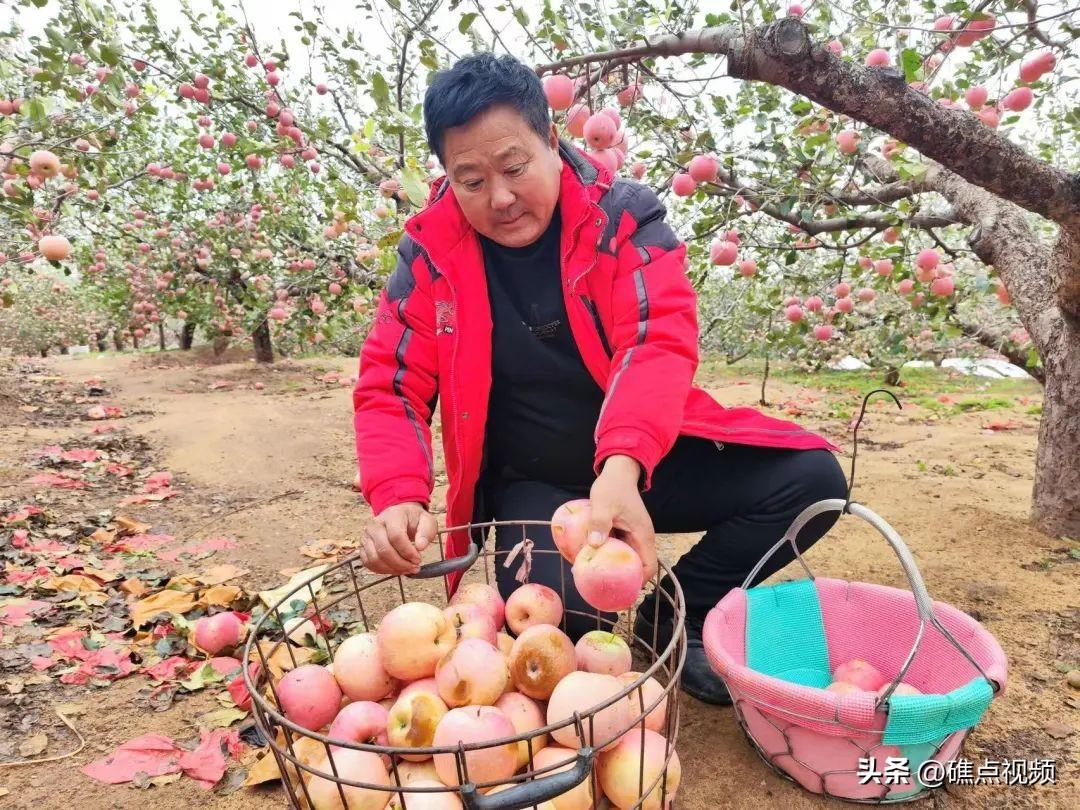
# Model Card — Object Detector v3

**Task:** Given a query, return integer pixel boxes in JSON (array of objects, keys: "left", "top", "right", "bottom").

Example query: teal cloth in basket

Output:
[
  {"left": 745, "top": 579, "right": 831, "bottom": 688},
  {"left": 883, "top": 677, "right": 993, "bottom": 746}
]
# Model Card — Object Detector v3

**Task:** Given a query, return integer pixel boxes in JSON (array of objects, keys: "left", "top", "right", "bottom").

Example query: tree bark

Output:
[
  {"left": 157, "top": 321, "right": 166, "bottom": 351},
  {"left": 180, "top": 321, "right": 196, "bottom": 350},
  {"left": 251, "top": 319, "right": 274, "bottom": 363},
  {"left": 59, "top": 345, "right": 68, "bottom": 355},
  {"left": 95, "top": 332, "right": 107, "bottom": 352},
  {"left": 39, "top": 347, "right": 48, "bottom": 358},
  {"left": 1034, "top": 338, "right": 1080, "bottom": 537},
  {"left": 112, "top": 329, "right": 124, "bottom": 351}
]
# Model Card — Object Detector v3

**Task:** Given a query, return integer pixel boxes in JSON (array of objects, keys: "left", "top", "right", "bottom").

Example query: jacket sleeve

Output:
[
  {"left": 593, "top": 184, "right": 696, "bottom": 490},
  {"left": 353, "top": 236, "right": 439, "bottom": 515}
]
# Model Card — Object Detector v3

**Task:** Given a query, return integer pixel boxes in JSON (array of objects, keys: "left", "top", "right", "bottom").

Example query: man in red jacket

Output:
[{"left": 353, "top": 54, "right": 846, "bottom": 704}]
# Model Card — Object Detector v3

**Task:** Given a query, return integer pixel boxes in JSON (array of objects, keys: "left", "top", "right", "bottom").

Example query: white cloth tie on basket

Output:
[{"left": 503, "top": 537, "right": 534, "bottom": 584}]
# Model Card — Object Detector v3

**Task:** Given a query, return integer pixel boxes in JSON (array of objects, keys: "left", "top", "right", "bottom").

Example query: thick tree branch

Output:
[
  {"left": 960, "top": 320, "right": 1045, "bottom": 384},
  {"left": 535, "top": 19, "right": 1080, "bottom": 234}
]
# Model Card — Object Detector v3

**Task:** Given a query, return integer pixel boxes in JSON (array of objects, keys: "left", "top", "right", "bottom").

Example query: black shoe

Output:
[{"left": 634, "top": 605, "right": 732, "bottom": 706}]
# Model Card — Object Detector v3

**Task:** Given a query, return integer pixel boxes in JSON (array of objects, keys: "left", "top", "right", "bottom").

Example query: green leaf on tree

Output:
[
  {"left": 900, "top": 49, "right": 922, "bottom": 83},
  {"left": 370, "top": 72, "right": 390, "bottom": 108},
  {"left": 458, "top": 13, "right": 478, "bottom": 34}
]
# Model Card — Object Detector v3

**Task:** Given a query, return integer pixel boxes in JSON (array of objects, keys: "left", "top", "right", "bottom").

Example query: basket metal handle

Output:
[
  {"left": 740, "top": 498, "right": 999, "bottom": 702},
  {"left": 408, "top": 540, "right": 481, "bottom": 579},
  {"left": 742, "top": 499, "right": 935, "bottom": 619},
  {"left": 459, "top": 747, "right": 594, "bottom": 810}
]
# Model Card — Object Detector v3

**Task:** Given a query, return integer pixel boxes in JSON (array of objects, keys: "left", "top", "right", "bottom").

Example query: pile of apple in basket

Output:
[{"left": 268, "top": 500, "right": 678, "bottom": 809}]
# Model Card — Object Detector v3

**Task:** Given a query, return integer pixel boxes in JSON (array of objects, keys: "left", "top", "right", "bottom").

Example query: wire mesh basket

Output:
[
  {"left": 243, "top": 519, "right": 687, "bottom": 809},
  {"left": 703, "top": 499, "right": 1008, "bottom": 803}
]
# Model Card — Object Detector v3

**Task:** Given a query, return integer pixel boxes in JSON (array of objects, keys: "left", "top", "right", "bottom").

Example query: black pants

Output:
[{"left": 479, "top": 437, "right": 848, "bottom": 639}]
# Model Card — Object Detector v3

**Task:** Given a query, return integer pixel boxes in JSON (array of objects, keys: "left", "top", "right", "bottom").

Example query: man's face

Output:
[{"left": 441, "top": 105, "right": 563, "bottom": 248}]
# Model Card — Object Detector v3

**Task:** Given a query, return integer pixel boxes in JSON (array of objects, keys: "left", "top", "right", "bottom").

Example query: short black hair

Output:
[{"left": 423, "top": 53, "right": 551, "bottom": 163}]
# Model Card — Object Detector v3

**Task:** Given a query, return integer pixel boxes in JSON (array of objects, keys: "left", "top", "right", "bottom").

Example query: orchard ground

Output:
[{"left": 0, "top": 349, "right": 1076, "bottom": 809}]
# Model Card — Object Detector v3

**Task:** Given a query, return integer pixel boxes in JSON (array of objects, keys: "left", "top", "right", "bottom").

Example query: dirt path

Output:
[{"left": 0, "top": 350, "right": 1076, "bottom": 809}]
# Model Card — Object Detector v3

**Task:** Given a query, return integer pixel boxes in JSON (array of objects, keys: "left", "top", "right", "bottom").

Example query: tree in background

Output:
[{"left": 0, "top": 0, "right": 1076, "bottom": 531}]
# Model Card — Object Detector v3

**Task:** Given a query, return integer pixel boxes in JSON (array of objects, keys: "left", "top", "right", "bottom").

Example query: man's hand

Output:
[
  {"left": 588, "top": 455, "right": 658, "bottom": 582},
  {"left": 360, "top": 502, "right": 438, "bottom": 575}
]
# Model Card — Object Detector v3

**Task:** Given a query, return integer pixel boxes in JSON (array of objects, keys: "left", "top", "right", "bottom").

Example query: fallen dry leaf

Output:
[
  {"left": 258, "top": 565, "right": 329, "bottom": 609},
  {"left": 55, "top": 702, "right": 88, "bottom": 716},
  {"left": 116, "top": 515, "right": 152, "bottom": 535},
  {"left": 82, "top": 734, "right": 182, "bottom": 784},
  {"left": 198, "top": 707, "right": 249, "bottom": 730},
  {"left": 197, "top": 564, "right": 249, "bottom": 586},
  {"left": 89, "top": 527, "right": 118, "bottom": 544},
  {"left": 131, "top": 589, "right": 197, "bottom": 627},
  {"left": 120, "top": 578, "right": 148, "bottom": 596},
  {"left": 243, "top": 734, "right": 324, "bottom": 787},
  {"left": 197, "top": 585, "right": 243, "bottom": 608},
  {"left": 19, "top": 733, "right": 49, "bottom": 758},
  {"left": 1044, "top": 720, "right": 1075, "bottom": 739},
  {"left": 44, "top": 574, "right": 103, "bottom": 593}
]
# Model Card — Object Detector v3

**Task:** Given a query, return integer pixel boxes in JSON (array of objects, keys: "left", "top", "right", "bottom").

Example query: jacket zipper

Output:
[{"left": 407, "top": 228, "right": 467, "bottom": 522}]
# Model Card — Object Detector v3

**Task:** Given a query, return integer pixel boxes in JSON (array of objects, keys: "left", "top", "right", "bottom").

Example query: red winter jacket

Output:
[{"left": 353, "top": 143, "right": 838, "bottom": 588}]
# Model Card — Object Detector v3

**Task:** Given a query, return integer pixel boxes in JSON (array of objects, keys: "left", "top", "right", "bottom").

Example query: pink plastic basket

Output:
[{"left": 703, "top": 499, "right": 1008, "bottom": 803}]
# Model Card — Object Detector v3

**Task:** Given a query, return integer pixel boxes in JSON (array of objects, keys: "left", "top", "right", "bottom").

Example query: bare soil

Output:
[{"left": 0, "top": 349, "right": 1076, "bottom": 809}]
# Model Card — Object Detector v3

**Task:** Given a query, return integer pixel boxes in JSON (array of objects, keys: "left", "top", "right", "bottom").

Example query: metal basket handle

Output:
[
  {"left": 740, "top": 498, "right": 998, "bottom": 704},
  {"left": 408, "top": 539, "right": 481, "bottom": 579},
  {"left": 459, "top": 748, "right": 594, "bottom": 810}
]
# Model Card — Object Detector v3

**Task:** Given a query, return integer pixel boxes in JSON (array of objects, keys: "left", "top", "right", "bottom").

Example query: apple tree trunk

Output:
[{"left": 252, "top": 319, "right": 274, "bottom": 363}]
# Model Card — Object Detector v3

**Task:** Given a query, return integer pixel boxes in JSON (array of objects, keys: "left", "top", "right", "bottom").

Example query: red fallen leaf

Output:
[
  {"left": 157, "top": 537, "right": 236, "bottom": 562},
  {"left": 59, "top": 647, "right": 136, "bottom": 684},
  {"left": 208, "top": 656, "right": 243, "bottom": 677},
  {"left": 82, "top": 734, "right": 182, "bottom": 784},
  {"left": 178, "top": 729, "right": 242, "bottom": 788},
  {"left": 89, "top": 424, "right": 119, "bottom": 434},
  {"left": 144, "top": 655, "right": 192, "bottom": 682},
  {"left": 30, "top": 656, "right": 55, "bottom": 671},
  {"left": 11, "top": 529, "right": 29, "bottom": 548},
  {"left": 61, "top": 448, "right": 102, "bottom": 463},
  {"left": 145, "top": 471, "right": 174, "bottom": 492},
  {"left": 5, "top": 566, "right": 52, "bottom": 585},
  {"left": 227, "top": 662, "right": 260, "bottom": 710},
  {"left": 54, "top": 555, "right": 89, "bottom": 570},
  {"left": 49, "top": 629, "right": 90, "bottom": 659},
  {"left": 106, "top": 533, "right": 176, "bottom": 553},
  {"left": 33, "top": 444, "right": 65, "bottom": 459},
  {"left": 106, "top": 463, "right": 134, "bottom": 477},
  {"left": 3, "top": 506, "right": 44, "bottom": 524},
  {"left": 985, "top": 420, "right": 1022, "bottom": 431},
  {"left": 25, "top": 538, "right": 72, "bottom": 554},
  {"left": 25, "top": 472, "right": 88, "bottom": 490},
  {"left": 119, "top": 491, "right": 177, "bottom": 506},
  {"left": 0, "top": 600, "right": 52, "bottom": 626}
]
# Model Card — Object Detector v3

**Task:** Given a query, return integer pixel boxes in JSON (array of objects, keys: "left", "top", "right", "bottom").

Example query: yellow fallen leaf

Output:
[
  {"left": 258, "top": 565, "right": 329, "bottom": 609},
  {"left": 258, "top": 640, "right": 318, "bottom": 680},
  {"left": 120, "top": 578, "right": 148, "bottom": 596},
  {"left": 44, "top": 574, "right": 103, "bottom": 593},
  {"left": 244, "top": 734, "right": 325, "bottom": 787},
  {"left": 198, "top": 706, "right": 249, "bottom": 729},
  {"left": 197, "top": 564, "right": 249, "bottom": 586},
  {"left": 19, "top": 733, "right": 48, "bottom": 757},
  {"left": 89, "top": 527, "right": 117, "bottom": 544},
  {"left": 55, "top": 702, "right": 88, "bottom": 716},
  {"left": 115, "top": 515, "right": 151, "bottom": 535},
  {"left": 80, "top": 568, "right": 119, "bottom": 583},
  {"left": 198, "top": 584, "right": 243, "bottom": 608},
  {"left": 130, "top": 589, "right": 196, "bottom": 627}
]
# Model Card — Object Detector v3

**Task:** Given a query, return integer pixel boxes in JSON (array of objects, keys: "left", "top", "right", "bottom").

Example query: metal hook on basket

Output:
[{"left": 843, "top": 388, "right": 902, "bottom": 514}]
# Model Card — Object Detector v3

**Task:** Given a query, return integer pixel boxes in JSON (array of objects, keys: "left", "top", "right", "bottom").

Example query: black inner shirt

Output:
[{"left": 479, "top": 206, "right": 605, "bottom": 487}]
